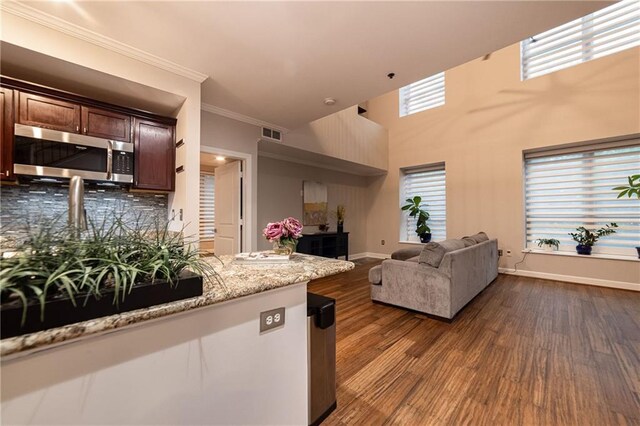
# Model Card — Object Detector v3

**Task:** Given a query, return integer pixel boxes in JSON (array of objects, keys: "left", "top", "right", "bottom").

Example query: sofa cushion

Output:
[
  {"left": 462, "top": 237, "right": 476, "bottom": 247},
  {"left": 406, "top": 256, "right": 420, "bottom": 263},
  {"left": 391, "top": 247, "right": 423, "bottom": 261},
  {"left": 439, "top": 239, "right": 467, "bottom": 253},
  {"left": 418, "top": 242, "right": 447, "bottom": 268},
  {"left": 469, "top": 232, "right": 489, "bottom": 244},
  {"left": 369, "top": 265, "right": 382, "bottom": 285}
]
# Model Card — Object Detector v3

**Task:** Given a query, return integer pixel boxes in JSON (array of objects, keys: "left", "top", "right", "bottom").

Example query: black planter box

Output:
[{"left": 1, "top": 271, "right": 203, "bottom": 339}]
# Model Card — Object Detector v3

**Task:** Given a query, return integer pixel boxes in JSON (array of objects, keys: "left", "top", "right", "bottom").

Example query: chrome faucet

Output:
[{"left": 68, "top": 175, "right": 87, "bottom": 235}]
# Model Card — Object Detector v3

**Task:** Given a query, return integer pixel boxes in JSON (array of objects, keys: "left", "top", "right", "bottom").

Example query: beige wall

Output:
[
  {"left": 366, "top": 45, "right": 640, "bottom": 286},
  {"left": 257, "top": 156, "right": 371, "bottom": 255}
]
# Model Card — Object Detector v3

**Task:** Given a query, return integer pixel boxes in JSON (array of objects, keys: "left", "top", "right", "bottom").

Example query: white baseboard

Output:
[
  {"left": 498, "top": 268, "right": 639, "bottom": 292},
  {"left": 350, "top": 252, "right": 389, "bottom": 260}
]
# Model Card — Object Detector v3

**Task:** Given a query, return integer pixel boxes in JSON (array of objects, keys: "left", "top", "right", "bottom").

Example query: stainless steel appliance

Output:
[
  {"left": 307, "top": 292, "right": 337, "bottom": 426},
  {"left": 13, "top": 124, "right": 134, "bottom": 183}
]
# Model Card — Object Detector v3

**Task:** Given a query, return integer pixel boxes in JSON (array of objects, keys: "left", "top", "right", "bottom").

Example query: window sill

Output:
[
  {"left": 399, "top": 241, "right": 424, "bottom": 246},
  {"left": 524, "top": 249, "right": 639, "bottom": 262}
]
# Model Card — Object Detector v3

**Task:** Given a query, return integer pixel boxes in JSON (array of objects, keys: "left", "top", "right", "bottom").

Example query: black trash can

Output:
[{"left": 307, "top": 292, "right": 337, "bottom": 426}]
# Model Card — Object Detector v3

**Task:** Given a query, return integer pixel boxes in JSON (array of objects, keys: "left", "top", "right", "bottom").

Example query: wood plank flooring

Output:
[{"left": 307, "top": 259, "right": 640, "bottom": 425}]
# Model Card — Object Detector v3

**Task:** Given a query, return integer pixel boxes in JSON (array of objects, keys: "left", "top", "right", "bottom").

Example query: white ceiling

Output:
[{"left": 17, "top": 1, "right": 611, "bottom": 129}]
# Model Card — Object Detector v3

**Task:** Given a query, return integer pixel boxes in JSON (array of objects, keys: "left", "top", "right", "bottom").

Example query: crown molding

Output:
[
  {"left": 0, "top": 1, "right": 208, "bottom": 83},
  {"left": 201, "top": 103, "right": 289, "bottom": 133}
]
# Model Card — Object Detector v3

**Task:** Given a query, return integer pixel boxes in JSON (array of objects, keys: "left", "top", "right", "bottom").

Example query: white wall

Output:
[
  {"left": 257, "top": 156, "right": 372, "bottom": 254},
  {"left": 200, "top": 111, "right": 260, "bottom": 251},
  {"left": 366, "top": 44, "right": 640, "bottom": 287}
]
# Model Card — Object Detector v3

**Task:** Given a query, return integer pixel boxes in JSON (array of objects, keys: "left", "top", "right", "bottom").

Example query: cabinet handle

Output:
[
  {"left": 83, "top": 127, "right": 87, "bottom": 134},
  {"left": 76, "top": 125, "right": 79, "bottom": 132}
]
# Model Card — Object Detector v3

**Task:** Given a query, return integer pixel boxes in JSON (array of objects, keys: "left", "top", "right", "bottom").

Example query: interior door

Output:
[{"left": 214, "top": 160, "right": 241, "bottom": 255}]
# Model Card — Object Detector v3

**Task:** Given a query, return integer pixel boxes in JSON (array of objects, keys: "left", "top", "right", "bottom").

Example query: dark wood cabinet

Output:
[
  {"left": 18, "top": 92, "right": 80, "bottom": 133},
  {"left": 81, "top": 106, "right": 131, "bottom": 142},
  {"left": 297, "top": 232, "right": 349, "bottom": 260},
  {"left": 0, "top": 87, "right": 14, "bottom": 180},
  {"left": 133, "top": 118, "right": 175, "bottom": 191}
]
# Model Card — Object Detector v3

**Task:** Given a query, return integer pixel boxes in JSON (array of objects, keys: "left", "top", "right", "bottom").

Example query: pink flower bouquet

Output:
[{"left": 263, "top": 217, "right": 303, "bottom": 254}]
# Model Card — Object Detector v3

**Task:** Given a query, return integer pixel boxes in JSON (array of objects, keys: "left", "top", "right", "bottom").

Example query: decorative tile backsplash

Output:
[{"left": 0, "top": 180, "right": 168, "bottom": 247}]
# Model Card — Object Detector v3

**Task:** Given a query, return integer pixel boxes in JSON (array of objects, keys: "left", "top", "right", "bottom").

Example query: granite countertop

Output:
[{"left": 0, "top": 254, "right": 354, "bottom": 358}]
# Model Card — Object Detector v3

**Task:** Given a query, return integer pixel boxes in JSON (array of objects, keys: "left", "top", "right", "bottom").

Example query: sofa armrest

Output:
[{"left": 391, "top": 247, "right": 423, "bottom": 261}]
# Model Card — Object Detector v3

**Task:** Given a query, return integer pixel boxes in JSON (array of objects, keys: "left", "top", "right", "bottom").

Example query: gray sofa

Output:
[{"left": 369, "top": 235, "right": 498, "bottom": 320}]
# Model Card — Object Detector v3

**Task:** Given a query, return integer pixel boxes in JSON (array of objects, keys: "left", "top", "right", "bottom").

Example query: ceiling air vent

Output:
[{"left": 262, "top": 127, "right": 282, "bottom": 142}]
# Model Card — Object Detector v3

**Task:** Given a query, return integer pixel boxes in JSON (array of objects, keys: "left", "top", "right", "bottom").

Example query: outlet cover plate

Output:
[{"left": 260, "top": 307, "right": 285, "bottom": 332}]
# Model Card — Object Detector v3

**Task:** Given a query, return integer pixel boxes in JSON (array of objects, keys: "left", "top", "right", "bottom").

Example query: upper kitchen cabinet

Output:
[
  {"left": 133, "top": 118, "right": 175, "bottom": 192},
  {"left": 18, "top": 92, "right": 80, "bottom": 133},
  {"left": 81, "top": 106, "right": 131, "bottom": 142},
  {"left": 0, "top": 87, "right": 14, "bottom": 180}
]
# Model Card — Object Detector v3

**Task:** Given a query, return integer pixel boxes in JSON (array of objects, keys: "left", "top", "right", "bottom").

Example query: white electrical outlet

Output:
[{"left": 260, "top": 307, "right": 285, "bottom": 332}]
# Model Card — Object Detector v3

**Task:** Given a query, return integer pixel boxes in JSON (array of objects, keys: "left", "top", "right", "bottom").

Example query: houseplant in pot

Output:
[
  {"left": 536, "top": 238, "right": 560, "bottom": 252},
  {"left": 0, "top": 214, "right": 219, "bottom": 338},
  {"left": 613, "top": 174, "right": 640, "bottom": 258},
  {"left": 569, "top": 223, "right": 618, "bottom": 255},
  {"left": 401, "top": 196, "right": 431, "bottom": 243}
]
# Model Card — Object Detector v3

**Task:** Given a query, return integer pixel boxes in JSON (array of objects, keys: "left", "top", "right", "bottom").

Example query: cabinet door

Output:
[
  {"left": 18, "top": 92, "right": 80, "bottom": 133},
  {"left": 81, "top": 106, "right": 131, "bottom": 142},
  {"left": 133, "top": 118, "right": 175, "bottom": 191},
  {"left": 0, "top": 87, "right": 14, "bottom": 180}
]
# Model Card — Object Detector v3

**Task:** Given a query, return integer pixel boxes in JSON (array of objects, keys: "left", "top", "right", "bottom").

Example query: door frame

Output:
[{"left": 200, "top": 146, "right": 254, "bottom": 253}]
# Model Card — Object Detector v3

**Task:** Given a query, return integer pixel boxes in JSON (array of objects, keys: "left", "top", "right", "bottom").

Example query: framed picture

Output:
[{"left": 303, "top": 181, "right": 328, "bottom": 226}]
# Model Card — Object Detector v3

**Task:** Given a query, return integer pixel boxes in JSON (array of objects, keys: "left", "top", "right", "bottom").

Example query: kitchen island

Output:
[{"left": 1, "top": 254, "right": 353, "bottom": 425}]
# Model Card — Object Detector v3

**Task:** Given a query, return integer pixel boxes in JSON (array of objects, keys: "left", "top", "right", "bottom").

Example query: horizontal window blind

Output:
[
  {"left": 401, "top": 165, "right": 446, "bottom": 242},
  {"left": 399, "top": 72, "right": 445, "bottom": 117},
  {"left": 199, "top": 173, "right": 215, "bottom": 241},
  {"left": 524, "top": 141, "right": 640, "bottom": 256},
  {"left": 522, "top": 0, "right": 640, "bottom": 80}
]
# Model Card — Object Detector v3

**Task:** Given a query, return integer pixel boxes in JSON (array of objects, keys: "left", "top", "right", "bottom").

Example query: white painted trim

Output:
[
  {"left": 0, "top": 1, "right": 208, "bottom": 83},
  {"left": 200, "top": 146, "right": 255, "bottom": 252},
  {"left": 498, "top": 268, "right": 639, "bottom": 292},
  {"left": 201, "top": 103, "right": 289, "bottom": 133},
  {"left": 523, "top": 249, "right": 639, "bottom": 263},
  {"left": 350, "top": 252, "right": 390, "bottom": 260}
]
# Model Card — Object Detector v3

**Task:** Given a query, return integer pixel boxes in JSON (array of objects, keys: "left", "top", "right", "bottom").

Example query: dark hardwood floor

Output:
[{"left": 307, "top": 259, "right": 640, "bottom": 425}]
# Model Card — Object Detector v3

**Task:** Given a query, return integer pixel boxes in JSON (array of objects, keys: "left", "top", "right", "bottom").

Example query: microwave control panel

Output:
[{"left": 113, "top": 151, "right": 134, "bottom": 175}]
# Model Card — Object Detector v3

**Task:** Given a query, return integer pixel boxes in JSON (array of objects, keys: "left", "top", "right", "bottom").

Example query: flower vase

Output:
[{"left": 273, "top": 239, "right": 296, "bottom": 256}]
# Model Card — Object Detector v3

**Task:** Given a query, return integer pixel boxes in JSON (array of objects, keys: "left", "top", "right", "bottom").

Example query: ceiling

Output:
[{"left": 15, "top": 1, "right": 611, "bottom": 129}]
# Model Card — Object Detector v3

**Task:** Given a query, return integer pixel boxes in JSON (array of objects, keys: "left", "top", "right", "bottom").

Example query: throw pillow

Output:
[
  {"left": 418, "top": 242, "right": 447, "bottom": 268},
  {"left": 462, "top": 237, "right": 476, "bottom": 247},
  {"left": 470, "top": 232, "right": 489, "bottom": 243},
  {"left": 439, "top": 239, "right": 467, "bottom": 252}
]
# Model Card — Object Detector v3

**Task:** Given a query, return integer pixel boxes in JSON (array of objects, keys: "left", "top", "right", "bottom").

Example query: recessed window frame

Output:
[
  {"left": 521, "top": 0, "right": 640, "bottom": 80},
  {"left": 399, "top": 163, "right": 447, "bottom": 243},
  {"left": 523, "top": 137, "right": 640, "bottom": 257},
  {"left": 399, "top": 72, "right": 445, "bottom": 117}
]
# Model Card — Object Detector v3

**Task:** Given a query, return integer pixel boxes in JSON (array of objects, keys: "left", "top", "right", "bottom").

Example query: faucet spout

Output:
[{"left": 69, "top": 176, "right": 87, "bottom": 235}]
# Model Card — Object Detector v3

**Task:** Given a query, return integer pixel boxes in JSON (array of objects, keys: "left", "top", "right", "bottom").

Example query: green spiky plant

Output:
[
  {"left": 0, "top": 213, "right": 222, "bottom": 325},
  {"left": 536, "top": 238, "right": 560, "bottom": 250},
  {"left": 569, "top": 223, "right": 618, "bottom": 247}
]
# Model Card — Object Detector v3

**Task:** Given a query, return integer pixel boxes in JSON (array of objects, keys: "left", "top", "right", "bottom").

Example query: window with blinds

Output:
[
  {"left": 521, "top": 0, "right": 640, "bottom": 80},
  {"left": 199, "top": 173, "right": 215, "bottom": 241},
  {"left": 399, "top": 72, "right": 445, "bottom": 117},
  {"left": 400, "top": 164, "right": 446, "bottom": 242},
  {"left": 524, "top": 140, "right": 640, "bottom": 256}
]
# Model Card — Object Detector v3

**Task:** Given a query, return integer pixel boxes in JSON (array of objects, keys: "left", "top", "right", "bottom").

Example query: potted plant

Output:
[
  {"left": 263, "top": 217, "right": 303, "bottom": 255},
  {"left": 569, "top": 223, "right": 618, "bottom": 255},
  {"left": 401, "top": 196, "right": 431, "bottom": 243},
  {"left": 613, "top": 174, "right": 640, "bottom": 258},
  {"left": 336, "top": 205, "right": 345, "bottom": 233},
  {"left": 0, "top": 215, "right": 218, "bottom": 339},
  {"left": 536, "top": 238, "right": 560, "bottom": 252}
]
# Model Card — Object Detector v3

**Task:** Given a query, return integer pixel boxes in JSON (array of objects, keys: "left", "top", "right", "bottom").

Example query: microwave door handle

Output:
[{"left": 106, "top": 140, "right": 113, "bottom": 180}]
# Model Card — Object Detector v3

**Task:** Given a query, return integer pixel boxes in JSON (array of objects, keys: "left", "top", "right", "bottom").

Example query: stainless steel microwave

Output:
[{"left": 13, "top": 124, "right": 134, "bottom": 184}]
